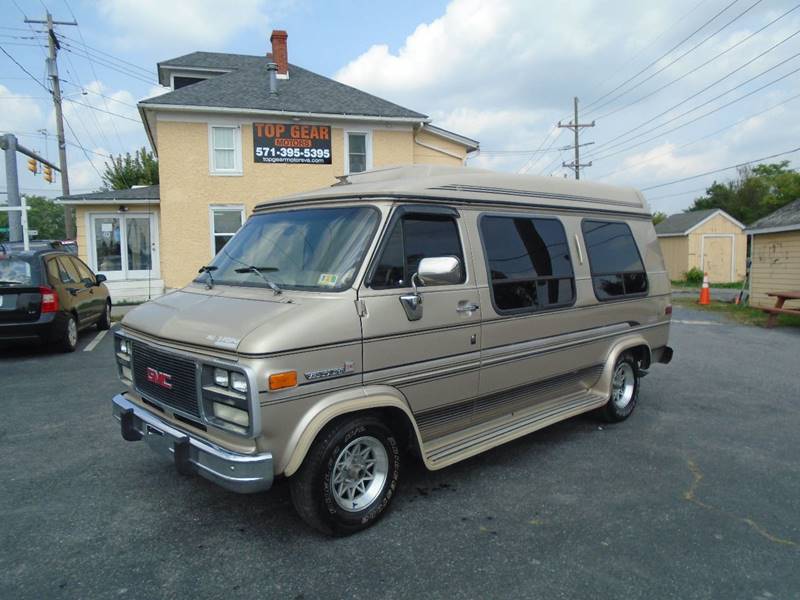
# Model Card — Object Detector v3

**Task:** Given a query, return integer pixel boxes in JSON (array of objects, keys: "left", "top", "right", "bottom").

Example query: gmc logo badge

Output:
[{"left": 146, "top": 367, "right": 173, "bottom": 389}]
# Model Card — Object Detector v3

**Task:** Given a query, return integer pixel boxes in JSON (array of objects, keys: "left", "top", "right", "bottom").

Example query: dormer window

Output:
[{"left": 173, "top": 76, "right": 206, "bottom": 89}]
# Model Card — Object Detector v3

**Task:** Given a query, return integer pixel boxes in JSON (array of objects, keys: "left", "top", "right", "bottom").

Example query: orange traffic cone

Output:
[{"left": 698, "top": 273, "right": 711, "bottom": 305}]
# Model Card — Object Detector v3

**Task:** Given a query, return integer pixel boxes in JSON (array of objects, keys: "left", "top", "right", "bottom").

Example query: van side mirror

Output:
[
  {"left": 95, "top": 273, "right": 107, "bottom": 285},
  {"left": 417, "top": 256, "right": 463, "bottom": 286},
  {"left": 399, "top": 256, "right": 463, "bottom": 322}
]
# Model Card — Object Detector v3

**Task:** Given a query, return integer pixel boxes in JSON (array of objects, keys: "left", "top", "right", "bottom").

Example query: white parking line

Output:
[{"left": 83, "top": 330, "right": 108, "bottom": 352}]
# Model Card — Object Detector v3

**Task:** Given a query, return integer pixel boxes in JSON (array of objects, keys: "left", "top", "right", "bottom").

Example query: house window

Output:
[
  {"left": 480, "top": 216, "right": 575, "bottom": 312},
  {"left": 210, "top": 125, "right": 241, "bottom": 174},
  {"left": 581, "top": 220, "right": 648, "bottom": 301},
  {"left": 346, "top": 131, "right": 371, "bottom": 174},
  {"left": 210, "top": 206, "right": 245, "bottom": 255}
]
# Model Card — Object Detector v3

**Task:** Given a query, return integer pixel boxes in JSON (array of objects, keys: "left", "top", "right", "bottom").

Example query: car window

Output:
[
  {"left": 371, "top": 213, "right": 465, "bottom": 288},
  {"left": 71, "top": 257, "right": 95, "bottom": 284},
  {"left": 581, "top": 220, "right": 648, "bottom": 300},
  {"left": 45, "top": 258, "right": 61, "bottom": 285},
  {"left": 56, "top": 256, "right": 80, "bottom": 284},
  {"left": 481, "top": 215, "right": 575, "bottom": 312},
  {"left": 0, "top": 256, "right": 37, "bottom": 286}
]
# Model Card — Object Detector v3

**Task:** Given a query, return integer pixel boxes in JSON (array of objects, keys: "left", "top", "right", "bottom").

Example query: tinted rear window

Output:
[
  {"left": 0, "top": 255, "right": 42, "bottom": 286},
  {"left": 581, "top": 220, "right": 648, "bottom": 300}
]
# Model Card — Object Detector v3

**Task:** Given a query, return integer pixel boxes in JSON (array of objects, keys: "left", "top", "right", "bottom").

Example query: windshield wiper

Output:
[
  {"left": 198, "top": 265, "right": 217, "bottom": 289},
  {"left": 234, "top": 266, "right": 282, "bottom": 295}
]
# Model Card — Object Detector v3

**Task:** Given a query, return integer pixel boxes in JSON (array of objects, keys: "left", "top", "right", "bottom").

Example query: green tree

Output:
[
  {"left": 685, "top": 161, "right": 800, "bottom": 224},
  {"left": 102, "top": 146, "right": 158, "bottom": 190},
  {"left": 0, "top": 195, "right": 67, "bottom": 241},
  {"left": 652, "top": 211, "right": 667, "bottom": 225}
]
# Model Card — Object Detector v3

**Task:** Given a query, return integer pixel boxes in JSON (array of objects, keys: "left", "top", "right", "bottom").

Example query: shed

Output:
[
  {"left": 744, "top": 199, "right": 800, "bottom": 308},
  {"left": 655, "top": 208, "right": 746, "bottom": 282}
]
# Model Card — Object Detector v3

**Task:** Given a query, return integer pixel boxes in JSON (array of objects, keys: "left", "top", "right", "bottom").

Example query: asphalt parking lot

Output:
[{"left": 1, "top": 307, "right": 798, "bottom": 600}]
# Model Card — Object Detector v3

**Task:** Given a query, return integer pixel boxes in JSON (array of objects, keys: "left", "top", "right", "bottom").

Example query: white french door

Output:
[{"left": 90, "top": 213, "right": 159, "bottom": 281}]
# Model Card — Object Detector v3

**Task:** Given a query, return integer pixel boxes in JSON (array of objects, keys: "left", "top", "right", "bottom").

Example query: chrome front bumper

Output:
[{"left": 112, "top": 394, "right": 273, "bottom": 494}]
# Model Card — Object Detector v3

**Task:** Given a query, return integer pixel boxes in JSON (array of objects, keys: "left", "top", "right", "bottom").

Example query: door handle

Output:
[{"left": 456, "top": 302, "right": 480, "bottom": 313}]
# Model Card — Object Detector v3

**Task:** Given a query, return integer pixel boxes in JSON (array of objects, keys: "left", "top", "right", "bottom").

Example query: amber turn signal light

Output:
[{"left": 269, "top": 371, "right": 297, "bottom": 390}]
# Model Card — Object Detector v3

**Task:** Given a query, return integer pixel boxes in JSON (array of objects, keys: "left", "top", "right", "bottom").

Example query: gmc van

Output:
[{"left": 111, "top": 166, "right": 672, "bottom": 535}]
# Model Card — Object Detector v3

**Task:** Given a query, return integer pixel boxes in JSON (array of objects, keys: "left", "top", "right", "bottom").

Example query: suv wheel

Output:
[
  {"left": 60, "top": 314, "right": 78, "bottom": 353},
  {"left": 599, "top": 352, "right": 639, "bottom": 422},
  {"left": 97, "top": 300, "right": 111, "bottom": 331},
  {"left": 290, "top": 415, "right": 401, "bottom": 536}
]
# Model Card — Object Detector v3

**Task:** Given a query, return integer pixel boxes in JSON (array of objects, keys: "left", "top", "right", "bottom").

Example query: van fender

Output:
[
  {"left": 595, "top": 335, "right": 652, "bottom": 399},
  {"left": 280, "top": 385, "right": 426, "bottom": 477}
]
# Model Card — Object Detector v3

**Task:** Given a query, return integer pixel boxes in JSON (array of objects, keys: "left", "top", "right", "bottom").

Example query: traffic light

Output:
[
  {"left": 27, "top": 158, "right": 37, "bottom": 175},
  {"left": 43, "top": 164, "right": 53, "bottom": 184}
]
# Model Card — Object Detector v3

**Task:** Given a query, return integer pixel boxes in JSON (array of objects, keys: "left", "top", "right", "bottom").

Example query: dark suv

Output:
[{"left": 0, "top": 248, "right": 111, "bottom": 352}]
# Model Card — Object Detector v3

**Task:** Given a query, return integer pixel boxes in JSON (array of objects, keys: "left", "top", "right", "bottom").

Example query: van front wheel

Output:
[
  {"left": 600, "top": 352, "right": 640, "bottom": 422},
  {"left": 290, "top": 415, "right": 401, "bottom": 536}
]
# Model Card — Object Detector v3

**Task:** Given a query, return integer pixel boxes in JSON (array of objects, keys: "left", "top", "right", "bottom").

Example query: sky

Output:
[{"left": 2, "top": 0, "right": 800, "bottom": 216}]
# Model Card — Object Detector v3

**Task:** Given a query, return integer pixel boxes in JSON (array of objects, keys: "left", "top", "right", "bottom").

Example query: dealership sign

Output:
[{"left": 253, "top": 123, "right": 332, "bottom": 164}]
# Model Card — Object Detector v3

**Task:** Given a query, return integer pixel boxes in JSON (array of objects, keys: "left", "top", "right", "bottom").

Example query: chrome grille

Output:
[{"left": 132, "top": 340, "right": 200, "bottom": 418}]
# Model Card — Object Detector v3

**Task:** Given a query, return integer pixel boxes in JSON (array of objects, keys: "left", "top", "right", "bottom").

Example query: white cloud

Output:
[
  {"left": 99, "top": 0, "right": 270, "bottom": 54},
  {"left": 334, "top": 0, "right": 800, "bottom": 209},
  {"left": 58, "top": 80, "right": 143, "bottom": 145},
  {"left": 0, "top": 85, "right": 44, "bottom": 132}
]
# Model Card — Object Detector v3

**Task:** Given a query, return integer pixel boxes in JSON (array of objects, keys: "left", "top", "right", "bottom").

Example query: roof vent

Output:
[{"left": 267, "top": 62, "right": 278, "bottom": 97}]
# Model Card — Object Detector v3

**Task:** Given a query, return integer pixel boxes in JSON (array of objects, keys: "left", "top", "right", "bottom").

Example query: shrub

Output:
[{"left": 685, "top": 267, "right": 704, "bottom": 285}]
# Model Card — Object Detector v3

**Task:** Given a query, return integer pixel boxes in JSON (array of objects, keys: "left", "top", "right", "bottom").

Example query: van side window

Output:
[
  {"left": 371, "top": 214, "right": 465, "bottom": 288},
  {"left": 581, "top": 220, "right": 648, "bottom": 300},
  {"left": 480, "top": 216, "right": 575, "bottom": 312}
]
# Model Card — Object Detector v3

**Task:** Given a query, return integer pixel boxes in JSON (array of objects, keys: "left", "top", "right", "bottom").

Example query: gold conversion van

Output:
[{"left": 111, "top": 166, "right": 673, "bottom": 535}]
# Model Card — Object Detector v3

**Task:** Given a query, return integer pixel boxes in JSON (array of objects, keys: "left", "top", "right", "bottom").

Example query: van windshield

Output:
[{"left": 198, "top": 206, "right": 380, "bottom": 292}]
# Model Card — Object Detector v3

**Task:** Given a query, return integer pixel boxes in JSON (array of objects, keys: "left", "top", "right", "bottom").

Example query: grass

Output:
[
  {"left": 671, "top": 279, "right": 746, "bottom": 289},
  {"left": 673, "top": 297, "right": 800, "bottom": 328}
]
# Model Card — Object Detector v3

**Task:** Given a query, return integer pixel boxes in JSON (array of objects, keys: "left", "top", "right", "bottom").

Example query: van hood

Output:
[{"left": 121, "top": 287, "right": 360, "bottom": 355}]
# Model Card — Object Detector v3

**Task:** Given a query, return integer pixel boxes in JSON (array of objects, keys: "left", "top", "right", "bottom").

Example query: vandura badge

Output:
[{"left": 304, "top": 361, "right": 355, "bottom": 381}]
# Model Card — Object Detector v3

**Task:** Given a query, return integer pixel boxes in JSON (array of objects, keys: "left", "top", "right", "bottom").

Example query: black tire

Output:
[
  {"left": 290, "top": 414, "right": 401, "bottom": 536},
  {"left": 97, "top": 300, "right": 111, "bottom": 331},
  {"left": 599, "top": 352, "right": 640, "bottom": 423},
  {"left": 59, "top": 313, "right": 78, "bottom": 353}
]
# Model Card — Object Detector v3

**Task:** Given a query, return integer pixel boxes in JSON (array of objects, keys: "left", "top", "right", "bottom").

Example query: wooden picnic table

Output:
[{"left": 763, "top": 290, "right": 800, "bottom": 328}]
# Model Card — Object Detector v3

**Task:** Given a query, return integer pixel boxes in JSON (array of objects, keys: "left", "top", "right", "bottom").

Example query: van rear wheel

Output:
[
  {"left": 599, "top": 352, "right": 639, "bottom": 422},
  {"left": 290, "top": 415, "right": 401, "bottom": 536}
]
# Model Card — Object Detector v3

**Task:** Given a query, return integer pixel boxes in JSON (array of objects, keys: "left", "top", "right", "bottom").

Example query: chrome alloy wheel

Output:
[
  {"left": 67, "top": 318, "right": 78, "bottom": 347},
  {"left": 330, "top": 436, "right": 389, "bottom": 512},
  {"left": 611, "top": 362, "right": 635, "bottom": 409}
]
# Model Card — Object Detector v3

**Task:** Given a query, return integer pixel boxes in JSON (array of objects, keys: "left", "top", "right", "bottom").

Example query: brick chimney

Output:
[{"left": 270, "top": 30, "right": 288, "bottom": 77}]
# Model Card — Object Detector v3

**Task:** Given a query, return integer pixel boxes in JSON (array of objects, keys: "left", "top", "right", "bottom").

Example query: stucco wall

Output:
[
  {"left": 686, "top": 213, "right": 747, "bottom": 282},
  {"left": 413, "top": 129, "right": 467, "bottom": 165},
  {"left": 657, "top": 236, "right": 688, "bottom": 281},
  {"left": 156, "top": 118, "right": 468, "bottom": 288},
  {"left": 750, "top": 231, "right": 800, "bottom": 308}
]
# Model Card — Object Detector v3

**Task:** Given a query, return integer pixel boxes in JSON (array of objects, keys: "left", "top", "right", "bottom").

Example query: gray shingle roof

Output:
[
  {"left": 142, "top": 52, "right": 428, "bottom": 120},
  {"left": 655, "top": 209, "right": 721, "bottom": 235},
  {"left": 57, "top": 185, "right": 159, "bottom": 203},
  {"left": 747, "top": 199, "right": 800, "bottom": 232}
]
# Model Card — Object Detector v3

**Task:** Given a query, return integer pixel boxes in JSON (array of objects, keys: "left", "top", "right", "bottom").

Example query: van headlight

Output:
[
  {"left": 201, "top": 365, "right": 252, "bottom": 434},
  {"left": 114, "top": 333, "right": 133, "bottom": 383}
]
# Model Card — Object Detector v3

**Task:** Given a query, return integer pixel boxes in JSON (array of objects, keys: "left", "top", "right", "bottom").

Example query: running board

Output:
[{"left": 422, "top": 390, "right": 607, "bottom": 470}]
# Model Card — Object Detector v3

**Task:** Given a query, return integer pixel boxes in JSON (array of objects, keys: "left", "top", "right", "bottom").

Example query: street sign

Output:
[{"left": 28, "top": 229, "right": 38, "bottom": 237}]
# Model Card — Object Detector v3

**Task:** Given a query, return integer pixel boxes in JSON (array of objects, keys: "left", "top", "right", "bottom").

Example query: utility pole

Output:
[
  {"left": 24, "top": 11, "right": 77, "bottom": 238},
  {"left": 558, "top": 97, "right": 595, "bottom": 180},
  {"left": 1, "top": 133, "right": 61, "bottom": 243}
]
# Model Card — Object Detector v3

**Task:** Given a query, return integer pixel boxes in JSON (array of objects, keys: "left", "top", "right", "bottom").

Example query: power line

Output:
[
  {"left": 63, "top": 97, "right": 141, "bottom": 123},
  {"left": 588, "top": 40, "right": 800, "bottom": 157},
  {"left": 593, "top": 4, "right": 800, "bottom": 123},
  {"left": 56, "top": 32, "right": 153, "bottom": 77},
  {"left": 646, "top": 186, "right": 710, "bottom": 201},
  {"left": 582, "top": 0, "right": 740, "bottom": 111},
  {"left": 587, "top": 0, "right": 765, "bottom": 119},
  {"left": 60, "top": 42, "right": 157, "bottom": 85},
  {"left": 640, "top": 146, "right": 800, "bottom": 191},
  {"left": 595, "top": 89, "right": 800, "bottom": 179},
  {"left": 0, "top": 45, "right": 50, "bottom": 91},
  {"left": 588, "top": 59, "right": 800, "bottom": 163},
  {"left": 62, "top": 113, "right": 105, "bottom": 182}
]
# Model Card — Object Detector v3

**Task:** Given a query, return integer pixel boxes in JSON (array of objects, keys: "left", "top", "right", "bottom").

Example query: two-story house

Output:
[{"left": 59, "top": 30, "right": 479, "bottom": 302}]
